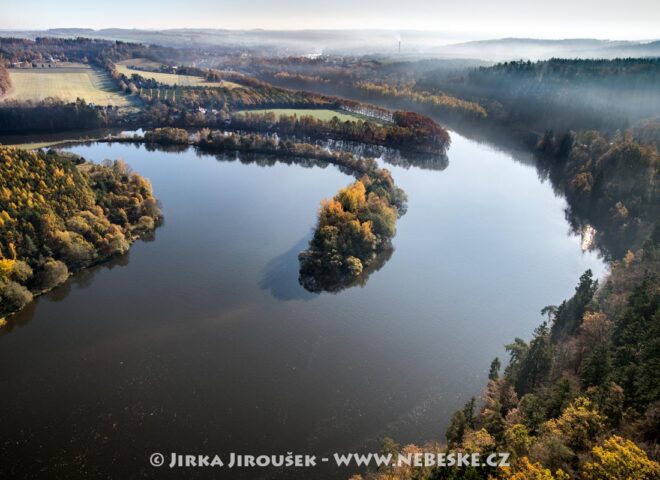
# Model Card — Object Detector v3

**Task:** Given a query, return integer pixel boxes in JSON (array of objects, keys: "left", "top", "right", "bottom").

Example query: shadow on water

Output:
[
  {"left": 259, "top": 234, "right": 320, "bottom": 301},
  {"left": 0, "top": 251, "right": 133, "bottom": 337},
  {"left": 299, "top": 247, "right": 395, "bottom": 294},
  {"left": 260, "top": 233, "right": 398, "bottom": 299}
]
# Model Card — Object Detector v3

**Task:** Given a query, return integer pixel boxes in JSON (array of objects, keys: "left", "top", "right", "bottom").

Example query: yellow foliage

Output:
[
  {"left": 462, "top": 428, "right": 496, "bottom": 453},
  {"left": 579, "top": 312, "right": 612, "bottom": 348},
  {"left": 504, "top": 424, "right": 532, "bottom": 457},
  {"left": 542, "top": 397, "right": 603, "bottom": 451},
  {"left": 0, "top": 146, "right": 160, "bottom": 316},
  {"left": 0, "top": 259, "right": 15, "bottom": 279},
  {"left": 582, "top": 435, "right": 660, "bottom": 480},
  {"left": 336, "top": 180, "right": 366, "bottom": 212},
  {"left": 503, "top": 457, "right": 567, "bottom": 480},
  {"left": 356, "top": 81, "right": 487, "bottom": 118},
  {"left": 360, "top": 220, "right": 376, "bottom": 243},
  {"left": 322, "top": 199, "right": 344, "bottom": 215}
]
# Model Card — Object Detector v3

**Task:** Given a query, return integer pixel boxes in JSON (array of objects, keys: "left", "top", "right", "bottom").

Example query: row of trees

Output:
[
  {"left": 137, "top": 127, "right": 381, "bottom": 176},
  {"left": 118, "top": 63, "right": 397, "bottom": 124},
  {"left": 0, "top": 98, "right": 121, "bottom": 133},
  {"left": 355, "top": 80, "right": 487, "bottom": 119},
  {"left": 0, "top": 147, "right": 161, "bottom": 317},
  {"left": 232, "top": 110, "right": 450, "bottom": 155}
]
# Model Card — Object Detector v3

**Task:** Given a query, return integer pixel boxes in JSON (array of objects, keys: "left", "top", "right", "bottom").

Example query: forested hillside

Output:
[
  {"left": 537, "top": 126, "right": 659, "bottom": 259},
  {"left": 0, "top": 37, "right": 175, "bottom": 66},
  {"left": 418, "top": 58, "right": 660, "bottom": 133},
  {"left": 0, "top": 147, "right": 161, "bottom": 317}
]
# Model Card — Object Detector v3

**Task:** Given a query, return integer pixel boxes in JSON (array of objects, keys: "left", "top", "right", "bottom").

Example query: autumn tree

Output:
[{"left": 582, "top": 436, "right": 660, "bottom": 480}]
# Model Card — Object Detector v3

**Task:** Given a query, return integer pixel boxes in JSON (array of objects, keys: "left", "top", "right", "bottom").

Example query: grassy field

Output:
[
  {"left": 3, "top": 65, "right": 133, "bottom": 107},
  {"left": 116, "top": 59, "right": 242, "bottom": 88},
  {"left": 114, "top": 58, "right": 163, "bottom": 70},
  {"left": 237, "top": 108, "right": 374, "bottom": 122}
]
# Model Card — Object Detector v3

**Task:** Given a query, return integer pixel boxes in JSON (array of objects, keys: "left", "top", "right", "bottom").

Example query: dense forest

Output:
[
  {"left": 537, "top": 126, "right": 659, "bottom": 260},
  {"left": 249, "top": 56, "right": 660, "bottom": 137},
  {"left": 417, "top": 58, "right": 660, "bottom": 133},
  {"left": 0, "top": 147, "right": 161, "bottom": 317}
]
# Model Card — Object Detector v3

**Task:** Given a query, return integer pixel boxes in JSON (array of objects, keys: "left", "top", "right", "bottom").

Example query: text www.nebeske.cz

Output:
[{"left": 150, "top": 451, "right": 511, "bottom": 469}]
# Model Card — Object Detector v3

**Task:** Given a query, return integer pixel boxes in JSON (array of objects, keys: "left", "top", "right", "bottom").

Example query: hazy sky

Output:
[{"left": 1, "top": 0, "right": 658, "bottom": 40}]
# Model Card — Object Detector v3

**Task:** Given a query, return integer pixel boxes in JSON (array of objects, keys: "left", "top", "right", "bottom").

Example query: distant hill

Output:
[
  {"left": 0, "top": 30, "right": 658, "bottom": 60},
  {"left": 439, "top": 38, "right": 660, "bottom": 61}
]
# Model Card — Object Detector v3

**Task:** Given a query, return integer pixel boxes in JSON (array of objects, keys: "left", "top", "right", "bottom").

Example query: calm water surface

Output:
[{"left": 0, "top": 133, "right": 604, "bottom": 478}]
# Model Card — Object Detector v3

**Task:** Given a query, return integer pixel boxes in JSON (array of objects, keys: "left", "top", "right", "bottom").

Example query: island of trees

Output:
[
  {"left": 0, "top": 147, "right": 161, "bottom": 317},
  {"left": 299, "top": 166, "right": 406, "bottom": 292}
]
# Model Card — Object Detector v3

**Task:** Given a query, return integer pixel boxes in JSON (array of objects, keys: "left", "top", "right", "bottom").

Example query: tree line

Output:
[
  {"left": 0, "top": 62, "right": 10, "bottom": 96},
  {"left": 0, "top": 37, "right": 176, "bottom": 67},
  {"left": 232, "top": 110, "right": 450, "bottom": 155},
  {"left": 0, "top": 98, "right": 120, "bottom": 133}
]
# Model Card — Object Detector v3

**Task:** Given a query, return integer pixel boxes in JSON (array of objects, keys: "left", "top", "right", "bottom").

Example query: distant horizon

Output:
[
  {"left": 2, "top": 0, "right": 659, "bottom": 41},
  {"left": 0, "top": 27, "right": 657, "bottom": 47}
]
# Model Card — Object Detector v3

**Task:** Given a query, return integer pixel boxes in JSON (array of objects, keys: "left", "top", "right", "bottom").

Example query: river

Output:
[{"left": 0, "top": 132, "right": 605, "bottom": 478}]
